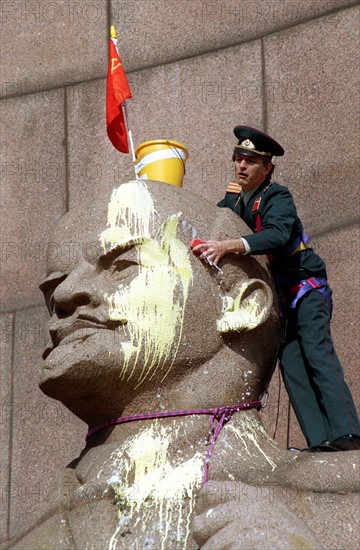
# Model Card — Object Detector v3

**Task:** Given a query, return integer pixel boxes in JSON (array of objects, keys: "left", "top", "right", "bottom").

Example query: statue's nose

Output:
[{"left": 52, "top": 265, "right": 101, "bottom": 318}]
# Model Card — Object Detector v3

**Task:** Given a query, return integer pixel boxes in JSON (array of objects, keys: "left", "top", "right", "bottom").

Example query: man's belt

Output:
[
  {"left": 282, "top": 229, "right": 311, "bottom": 258},
  {"left": 290, "top": 240, "right": 308, "bottom": 256},
  {"left": 289, "top": 276, "right": 332, "bottom": 313}
]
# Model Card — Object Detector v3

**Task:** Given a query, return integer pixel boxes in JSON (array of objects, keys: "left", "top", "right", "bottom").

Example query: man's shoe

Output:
[
  {"left": 316, "top": 434, "right": 360, "bottom": 452},
  {"left": 302, "top": 445, "right": 323, "bottom": 452},
  {"left": 311, "top": 442, "right": 337, "bottom": 452},
  {"left": 287, "top": 446, "right": 321, "bottom": 453}
]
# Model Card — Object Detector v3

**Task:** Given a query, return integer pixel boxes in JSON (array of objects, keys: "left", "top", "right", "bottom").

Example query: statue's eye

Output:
[
  {"left": 99, "top": 245, "right": 140, "bottom": 281},
  {"left": 39, "top": 275, "right": 67, "bottom": 315},
  {"left": 110, "top": 259, "right": 138, "bottom": 276}
]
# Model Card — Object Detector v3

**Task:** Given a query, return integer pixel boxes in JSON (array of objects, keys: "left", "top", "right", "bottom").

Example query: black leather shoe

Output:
[
  {"left": 311, "top": 442, "right": 338, "bottom": 452},
  {"left": 303, "top": 445, "right": 323, "bottom": 452},
  {"left": 316, "top": 434, "right": 360, "bottom": 452},
  {"left": 287, "top": 446, "right": 321, "bottom": 453}
]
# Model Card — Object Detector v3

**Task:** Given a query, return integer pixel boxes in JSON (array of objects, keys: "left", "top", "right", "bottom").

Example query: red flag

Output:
[{"left": 106, "top": 38, "right": 132, "bottom": 153}]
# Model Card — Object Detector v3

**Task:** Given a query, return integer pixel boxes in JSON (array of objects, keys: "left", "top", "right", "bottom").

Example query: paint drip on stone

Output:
[
  {"left": 99, "top": 181, "right": 193, "bottom": 386},
  {"left": 102, "top": 422, "right": 203, "bottom": 550}
]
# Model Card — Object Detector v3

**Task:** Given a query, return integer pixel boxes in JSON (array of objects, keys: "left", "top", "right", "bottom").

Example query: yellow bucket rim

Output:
[{"left": 134, "top": 139, "right": 189, "bottom": 161}]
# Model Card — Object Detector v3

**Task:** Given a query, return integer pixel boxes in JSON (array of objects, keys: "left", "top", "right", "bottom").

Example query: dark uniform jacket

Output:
[{"left": 217, "top": 178, "right": 327, "bottom": 291}]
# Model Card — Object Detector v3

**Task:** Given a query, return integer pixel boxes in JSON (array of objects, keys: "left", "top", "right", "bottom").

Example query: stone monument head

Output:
[
  {"left": 39, "top": 179, "right": 279, "bottom": 429},
  {"left": 24, "top": 180, "right": 357, "bottom": 550}
]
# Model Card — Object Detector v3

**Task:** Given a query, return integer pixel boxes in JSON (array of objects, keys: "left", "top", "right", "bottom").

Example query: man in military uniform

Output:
[{"left": 195, "top": 125, "right": 360, "bottom": 451}]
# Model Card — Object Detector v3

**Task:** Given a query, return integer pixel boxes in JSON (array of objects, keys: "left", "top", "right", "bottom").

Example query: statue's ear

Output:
[{"left": 217, "top": 279, "right": 273, "bottom": 333}]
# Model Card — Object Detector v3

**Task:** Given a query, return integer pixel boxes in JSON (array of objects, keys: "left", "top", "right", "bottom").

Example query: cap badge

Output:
[{"left": 240, "top": 139, "right": 255, "bottom": 149}]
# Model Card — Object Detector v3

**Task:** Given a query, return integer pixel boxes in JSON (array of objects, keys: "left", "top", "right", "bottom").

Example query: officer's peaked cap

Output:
[{"left": 233, "top": 126, "right": 284, "bottom": 158}]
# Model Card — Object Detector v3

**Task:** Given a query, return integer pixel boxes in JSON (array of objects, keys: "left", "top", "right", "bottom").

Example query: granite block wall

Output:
[{"left": 1, "top": 0, "right": 359, "bottom": 541}]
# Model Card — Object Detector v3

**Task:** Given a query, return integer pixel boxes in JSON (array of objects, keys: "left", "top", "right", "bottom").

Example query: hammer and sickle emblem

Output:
[{"left": 111, "top": 58, "right": 122, "bottom": 74}]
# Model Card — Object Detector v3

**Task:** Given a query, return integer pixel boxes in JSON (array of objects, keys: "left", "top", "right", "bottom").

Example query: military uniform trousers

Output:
[{"left": 279, "top": 286, "right": 360, "bottom": 447}]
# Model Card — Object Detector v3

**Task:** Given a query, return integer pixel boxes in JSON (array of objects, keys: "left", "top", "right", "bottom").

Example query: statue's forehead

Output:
[
  {"left": 47, "top": 220, "right": 145, "bottom": 273},
  {"left": 46, "top": 234, "right": 101, "bottom": 274},
  {"left": 47, "top": 184, "right": 149, "bottom": 266},
  {"left": 46, "top": 179, "right": 226, "bottom": 274}
]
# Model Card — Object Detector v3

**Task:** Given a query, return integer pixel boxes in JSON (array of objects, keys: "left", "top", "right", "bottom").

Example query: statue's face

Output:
[{"left": 39, "top": 181, "right": 224, "bottom": 404}]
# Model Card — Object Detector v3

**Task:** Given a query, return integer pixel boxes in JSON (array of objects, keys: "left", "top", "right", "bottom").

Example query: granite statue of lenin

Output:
[{"left": 6, "top": 179, "right": 359, "bottom": 550}]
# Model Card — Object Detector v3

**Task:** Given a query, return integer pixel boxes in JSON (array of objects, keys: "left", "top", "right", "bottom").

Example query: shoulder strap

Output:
[{"left": 226, "top": 181, "right": 242, "bottom": 194}]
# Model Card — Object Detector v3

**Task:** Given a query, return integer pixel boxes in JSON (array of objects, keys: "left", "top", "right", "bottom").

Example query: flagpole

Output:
[
  {"left": 121, "top": 102, "right": 136, "bottom": 163},
  {"left": 110, "top": 25, "right": 138, "bottom": 178}
]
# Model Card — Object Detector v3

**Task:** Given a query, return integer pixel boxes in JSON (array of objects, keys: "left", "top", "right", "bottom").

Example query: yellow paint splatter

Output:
[
  {"left": 217, "top": 282, "right": 266, "bottom": 333},
  {"left": 289, "top": 534, "right": 315, "bottom": 549},
  {"left": 99, "top": 181, "right": 193, "bottom": 386},
  {"left": 99, "top": 180, "right": 155, "bottom": 252},
  {"left": 227, "top": 416, "right": 277, "bottom": 471},
  {"left": 105, "top": 423, "right": 203, "bottom": 550}
]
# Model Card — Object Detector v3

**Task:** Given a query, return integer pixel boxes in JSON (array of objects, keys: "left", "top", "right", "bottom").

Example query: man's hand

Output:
[{"left": 192, "top": 239, "right": 245, "bottom": 265}]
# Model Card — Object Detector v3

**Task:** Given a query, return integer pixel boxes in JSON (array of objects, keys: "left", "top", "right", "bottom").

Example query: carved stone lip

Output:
[
  {"left": 43, "top": 317, "right": 124, "bottom": 359},
  {"left": 58, "top": 326, "right": 106, "bottom": 346},
  {"left": 53, "top": 319, "right": 109, "bottom": 344}
]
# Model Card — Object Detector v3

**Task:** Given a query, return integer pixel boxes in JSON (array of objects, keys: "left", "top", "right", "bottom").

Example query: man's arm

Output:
[
  {"left": 195, "top": 186, "right": 298, "bottom": 264},
  {"left": 192, "top": 239, "right": 246, "bottom": 265}
]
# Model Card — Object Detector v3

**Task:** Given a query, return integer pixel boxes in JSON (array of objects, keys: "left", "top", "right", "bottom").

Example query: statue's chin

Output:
[
  {"left": 40, "top": 328, "right": 125, "bottom": 383},
  {"left": 38, "top": 335, "right": 128, "bottom": 417},
  {"left": 38, "top": 336, "right": 175, "bottom": 425},
  {"left": 39, "top": 358, "right": 126, "bottom": 427}
]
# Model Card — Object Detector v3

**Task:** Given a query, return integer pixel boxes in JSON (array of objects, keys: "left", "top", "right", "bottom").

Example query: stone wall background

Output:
[{"left": 0, "top": 0, "right": 359, "bottom": 542}]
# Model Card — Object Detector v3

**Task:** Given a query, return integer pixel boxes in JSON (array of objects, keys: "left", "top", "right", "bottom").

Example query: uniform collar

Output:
[{"left": 242, "top": 178, "right": 270, "bottom": 205}]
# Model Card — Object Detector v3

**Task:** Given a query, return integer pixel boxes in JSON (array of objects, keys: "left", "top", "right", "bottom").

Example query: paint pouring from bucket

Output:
[{"left": 134, "top": 140, "right": 189, "bottom": 187}]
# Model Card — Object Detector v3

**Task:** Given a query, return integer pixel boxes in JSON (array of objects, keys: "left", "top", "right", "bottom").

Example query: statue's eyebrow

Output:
[{"left": 98, "top": 237, "right": 146, "bottom": 268}]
